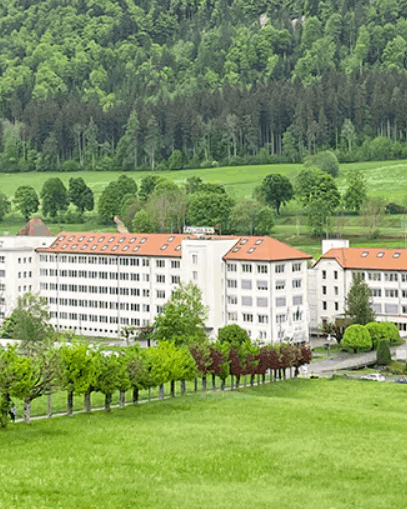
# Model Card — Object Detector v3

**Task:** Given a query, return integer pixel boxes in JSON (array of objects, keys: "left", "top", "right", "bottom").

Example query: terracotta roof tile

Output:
[
  {"left": 36, "top": 232, "right": 196, "bottom": 257},
  {"left": 320, "top": 247, "right": 407, "bottom": 271},
  {"left": 17, "top": 218, "right": 54, "bottom": 237},
  {"left": 223, "top": 236, "right": 312, "bottom": 262}
]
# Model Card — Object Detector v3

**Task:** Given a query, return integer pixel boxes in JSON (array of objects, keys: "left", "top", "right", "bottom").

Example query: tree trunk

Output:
[
  {"left": 47, "top": 394, "right": 52, "bottom": 418},
  {"left": 133, "top": 388, "right": 139, "bottom": 404},
  {"left": 84, "top": 390, "right": 91, "bottom": 413},
  {"left": 236, "top": 375, "right": 240, "bottom": 389},
  {"left": 67, "top": 391, "right": 74, "bottom": 416},
  {"left": 105, "top": 393, "right": 112, "bottom": 412},
  {"left": 294, "top": 366, "right": 299, "bottom": 377},
  {"left": 194, "top": 379, "right": 198, "bottom": 392},
  {"left": 170, "top": 380, "right": 175, "bottom": 397},
  {"left": 221, "top": 379, "right": 225, "bottom": 390},
  {"left": 262, "top": 374, "right": 266, "bottom": 384},
  {"left": 180, "top": 380, "right": 186, "bottom": 395},
  {"left": 250, "top": 374, "right": 255, "bottom": 386},
  {"left": 212, "top": 373, "right": 216, "bottom": 390},
  {"left": 231, "top": 375, "right": 234, "bottom": 390},
  {"left": 202, "top": 376, "right": 207, "bottom": 391},
  {"left": 23, "top": 398, "right": 31, "bottom": 424},
  {"left": 244, "top": 375, "right": 247, "bottom": 387},
  {"left": 159, "top": 384, "right": 164, "bottom": 400},
  {"left": 119, "top": 390, "right": 125, "bottom": 409}
]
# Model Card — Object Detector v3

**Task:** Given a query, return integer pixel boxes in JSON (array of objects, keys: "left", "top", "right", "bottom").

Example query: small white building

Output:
[{"left": 309, "top": 239, "right": 407, "bottom": 333}]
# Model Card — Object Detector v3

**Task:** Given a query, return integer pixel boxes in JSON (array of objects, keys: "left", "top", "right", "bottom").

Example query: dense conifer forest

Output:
[{"left": 1, "top": 0, "right": 407, "bottom": 170}]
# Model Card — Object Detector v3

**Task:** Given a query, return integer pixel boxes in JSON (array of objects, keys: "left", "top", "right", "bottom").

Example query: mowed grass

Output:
[{"left": 2, "top": 379, "right": 407, "bottom": 509}]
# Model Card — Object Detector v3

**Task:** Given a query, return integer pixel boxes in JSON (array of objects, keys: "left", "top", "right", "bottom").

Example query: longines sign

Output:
[{"left": 183, "top": 226, "right": 215, "bottom": 235}]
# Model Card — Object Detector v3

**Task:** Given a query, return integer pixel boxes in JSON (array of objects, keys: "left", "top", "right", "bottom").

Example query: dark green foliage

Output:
[
  {"left": 256, "top": 174, "right": 294, "bottom": 215},
  {"left": 40, "top": 178, "right": 68, "bottom": 218},
  {"left": 341, "top": 324, "right": 372, "bottom": 353},
  {"left": 187, "top": 191, "right": 234, "bottom": 229},
  {"left": 138, "top": 176, "right": 159, "bottom": 202},
  {"left": 14, "top": 186, "right": 39, "bottom": 221},
  {"left": 376, "top": 341, "right": 392, "bottom": 366},
  {"left": 315, "top": 151, "right": 339, "bottom": 178},
  {"left": 68, "top": 178, "right": 94, "bottom": 214},
  {"left": 0, "top": 194, "right": 11, "bottom": 222},
  {"left": 98, "top": 176, "right": 137, "bottom": 224},
  {"left": 346, "top": 273, "right": 376, "bottom": 325}
]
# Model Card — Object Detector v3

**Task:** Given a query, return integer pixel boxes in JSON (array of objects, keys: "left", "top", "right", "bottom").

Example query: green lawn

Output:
[{"left": 2, "top": 379, "right": 407, "bottom": 509}]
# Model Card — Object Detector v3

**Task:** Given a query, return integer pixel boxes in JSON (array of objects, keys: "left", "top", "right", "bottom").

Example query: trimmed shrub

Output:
[
  {"left": 366, "top": 322, "right": 389, "bottom": 348},
  {"left": 341, "top": 324, "right": 372, "bottom": 353},
  {"left": 380, "top": 322, "right": 400, "bottom": 344},
  {"left": 376, "top": 341, "right": 392, "bottom": 366}
]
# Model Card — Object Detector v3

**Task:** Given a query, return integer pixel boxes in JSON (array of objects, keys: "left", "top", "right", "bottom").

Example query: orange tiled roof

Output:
[
  {"left": 223, "top": 236, "right": 312, "bottom": 262},
  {"left": 320, "top": 247, "right": 407, "bottom": 271},
  {"left": 17, "top": 218, "right": 54, "bottom": 237},
  {"left": 36, "top": 232, "right": 196, "bottom": 257}
]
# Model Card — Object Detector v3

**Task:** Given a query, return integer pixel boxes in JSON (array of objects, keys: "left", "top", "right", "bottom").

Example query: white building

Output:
[
  {"left": 35, "top": 232, "right": 312, "bottom": 343},
  {"left": 0, "top": 235, "right": 56, "bottom": 320},
  {"left": 309, "top": 239, "right": 407, "bottom": 332}
]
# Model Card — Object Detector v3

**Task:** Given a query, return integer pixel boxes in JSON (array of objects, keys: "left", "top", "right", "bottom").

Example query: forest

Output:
[{"left": 1, "top": 0, "right": 407, "bottom": 171}]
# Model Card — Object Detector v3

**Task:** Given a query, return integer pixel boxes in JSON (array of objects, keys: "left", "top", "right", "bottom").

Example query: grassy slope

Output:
[{"left": 2, "top": 379, "right": 407, "bottom": 509}]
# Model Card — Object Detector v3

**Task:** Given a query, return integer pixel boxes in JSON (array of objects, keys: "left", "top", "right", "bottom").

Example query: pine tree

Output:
[{"left": 346, "top": 273, "right": 375, "bottom": 325}]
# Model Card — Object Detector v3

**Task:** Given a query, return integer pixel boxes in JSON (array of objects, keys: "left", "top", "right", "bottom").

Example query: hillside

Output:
[{"left": 1, "top": 0, "right": 407, "bottom": 171}]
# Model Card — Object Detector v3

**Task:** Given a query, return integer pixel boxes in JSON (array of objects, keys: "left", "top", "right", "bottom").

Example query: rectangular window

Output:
[
  {"left": 276, "top": 314, "right": 286, "bottom": 324},
  {"left": 292, "top": 263, "right": 301, "bottom": 272},
  {"left": 371, "top": 289, "right": 382, "bottom": 297},
  {"left": 228, "top": 295, "right": 238, "bottom": 305},
  {"left": 276, "top": 297, "right": 286, "bottom": 307},
  {"left": 171, "top": 275, "right": 180, "bottom": 284},
  {"left": 119, "top": 288, "right": 129, "bottom": 296},
  {"left": 256, "top": 297, "right": 268, "bottom": 307},
  {"left": 385, "top": 273, "right": 398, "bottom": 282},
  {"left": 142, "top": 304, "right": 150, "bottom": 312},
  {"left": 242, "top": 264, "right": 252, "bottom": 273},
  {"left": 257, "top": 280, "right": 268, "bottom": 291},
  {"left": 192, "top": 271, "right": 198, "bottom": 280},
  {"left": 334, "top": 271, "right": 338, "bottom": 279},
  {"left": 227, "top": 263, "right": 237, "bottom": 272},
  {"left": 402, "top": 306, "right": 407, "bottom": 314},
  {"left": 171, "top": 260, "right": 180, "bottom": 269},
  {"left": 241, "top": 280, "right": 252, "bottom": 290},
  {"left": 131, "top": 273, "right": 140, "bottom": 281},
  {"left": 110, "top": 272, "right": 118, "bottom": 280},
  {"left": 322, "top": 270, "right": 326, "bottom": 279},
  {"left": 258, "top": 315, "right": 269, "bottom": 324},
  {"left": 275, "top": 264, "right": 285, "bottom": 273},
  {"left": 192, "top": 255, "right": 198, "bottom": 264},
  {"left": 131, "top": 303, "right": 140, "bottom": 311},
  {"left": 156, "top": 260, "right": 165, "bottom": 268},
  {"left": 385, "top": 303, "right": 398, "bottom": 314},
  {"left": 275, "top": 280, "right": 285, "bottom": 291},
  {"left": 131, "top": 288, "right": 140, "bottom": 296},
  {"left": 322, "top": 301, "right": 327, "bottom": 311},
  {"left": 292, "top": 279, "right": 302, "bottom": 289},
  {"left": 293, "top": 296, "right": 303, "bottom": 306},
  {"left": 0, "top": 256, "right": 4, "bottom": 263},
  {"left": 227, "top": 279, "right": 237, "bottom": 288},
  {"left": 334, "top": 286, "right": 339, "bottom": 295},
  {"left": 156, "top": 290, "right": 165, "bottom": 299},
  {"left": 257, "top": 264, "right": 268, "bottom": 274},
  {"left": 120, "top": 273, "right": 129, "bottom": 280},
  {"left": 142, "top": 259, "right": 150, "bottom": 267},
  {"left": 335, "top": 302, "right": 339, "bottom": 311},
  {"left": 368, "top": 272, "right": 381, "bottom": 281},
  {"left": 156, "top": 275, "right": 165, "bottom": 283},
  {"left": 156, "top": 305, "right": 164, "bottom": 314},
  {"left": 227, "top": 312, "right": 237, "bottom": 321},
  {"left": 130, "top": 258, "right": 139, "bottom": 266},
  {"left": 143, "top": 289, "right": 150, "bottom": 297},
  {"left": 242, "top": 313, "right": 253, "bottom": 322},
  {"left": 322, "top": 286, "right": 327, "bottom": 295},
  {"left": 385, "top": 289, "right": 398, "bottom": 298},
  {"left": 241, "top": 296, "right": 253, "bottom": 306},
  {"left": 143, "top": 274, "right": 150, "bottom": 282}
]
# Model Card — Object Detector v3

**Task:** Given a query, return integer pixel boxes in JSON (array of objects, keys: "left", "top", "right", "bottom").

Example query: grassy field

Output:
[{"left": 2, "top": 379, "right": 407, "bottom": 509}]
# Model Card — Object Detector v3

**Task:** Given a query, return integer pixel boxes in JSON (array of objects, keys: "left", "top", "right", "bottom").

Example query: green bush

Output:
[
  {"left": 341, "top": 324, "right": 372, "bottom": 353},
  {"left": 380, "top": 322, "right": 400, "bottom": 344},
  {"left": 384, "top": 360, "right": 406, "bottom": 374},
  {"left": 315, "top": 150, "right": 339, "bottom": 178},
  {"left": 366, "top": 322, "right": 389, "bottom": 348},
  {"left": 376, "top": 341, "right": 392, "bottom": 366}
]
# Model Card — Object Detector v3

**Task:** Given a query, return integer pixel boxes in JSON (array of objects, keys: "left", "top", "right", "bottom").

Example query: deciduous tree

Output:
[{"left": 14, "top": 186, "right": 39, "bottom": 221}]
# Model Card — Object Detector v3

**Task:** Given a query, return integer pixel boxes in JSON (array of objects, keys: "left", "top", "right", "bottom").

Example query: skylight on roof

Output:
[
  {"left": 175, "top": 245, "right": 181, "bottom": 251},
  {"left": 361, "top": 251, "right": 368, "bottom": 257},
  {"left": 123, "top": 246, "right": 129, "bottom": 251},
  {"left": 71, "top": 244, "right": 78, "bottom": 250},
  {"left": 248, "top": 248, "right": 255, "bottom": 253},
  {"left": 78, "top": 236, "right": 84, "bottom": 242},
  {"left": 168, "top": 236, "right": 175, "bottom": 242},
  {"left": 91, "top": 245, "right": 97, "bottom": 250},
  {"left": 130, "top": 237, "right": 136, "bottom": 243},
  {"left": 69, "top": 236, "right": 75, "bottom": 241},
  {"left": 81, "top": 245, "right": 87, "bottom": 250},
  {"left": 101, "top": 245, "right": 107, "bottom": 251},
  {"left": 233, "top": 248, "right": 240, "bottom": 252},
  {"left": 58, "top": 236, "right": 65, "bottom": 241},
  {"left": 112, "top": 245, "right": 119, "bottom": 251},
  {"left": 109, "top": 237, "right": 114, "bottom": 243},
  {"left": 140, "top": 237, "right": 147, "bottom": 243},
  {"left": 119, "top": 237, "right": 125, "bottom": 243},
  {"left": 394, "top": 252, "right": 401, "bottom": 258},
  {"left": 62, "top": 244, "right": 67, "bottom": 249},
  {"left": 377, "top": 252, "right": 384, "bottom": 257},
  {"left": 89, "top": 236, "right": 94, "bottom": 242},
  {"left": 161, "top": 244, "right": 168, "bottom": 250},
  {"left": 255, "top": 239, "right": 263, "bottom": 245},
  {"left": 240, "top": 239, "right": 247, "bottom": 245},
  {"left": 98, "top": 237, "right": 105, "bottom": 242},
  {"left": 133, "top": 246, "right": 140, "bottom": 252}
]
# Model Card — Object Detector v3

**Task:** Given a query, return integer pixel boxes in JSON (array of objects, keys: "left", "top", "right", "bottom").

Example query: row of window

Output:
[
  {"left": 17, "top": 257, "right": 32, "bottom": 264},
  {"left": 227, "top": 295, "right": 303, "bottom": 307},
  {"left": 227, "top": 311, "right": 303, "bottom": 324},
  {"left": 18, "top": 271, "right": 32, "bottom": 278},
  {"left": 41, "top": 283, "right": 151, "bottom": 296},
  {"left": 39, "top": 254, "right": 152, "bottom": 266},
  {"left": 227, "top": 262, "right": 302, "bottom": 274},
  {"left": 352, "top": 271, "right": 407, "bottom": 283},
  {"left": 47, "top": 298, "right": 151, "bottom": 312},
  {"left": 54, "top": 313, "right": 146, "bottom": 324},
  {"left": 227, "top": 279, "right": 302, "bottom": 290}
]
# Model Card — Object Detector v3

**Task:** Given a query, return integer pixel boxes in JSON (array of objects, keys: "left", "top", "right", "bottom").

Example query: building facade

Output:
[
  {"left": 34, "top": 232, "right": 312, "bottom": 343},
  {"left": 309, "top": 239, "right": 407, "bottom": 332}
]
